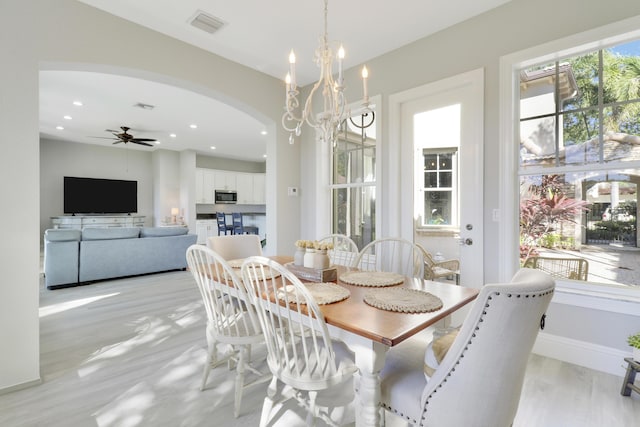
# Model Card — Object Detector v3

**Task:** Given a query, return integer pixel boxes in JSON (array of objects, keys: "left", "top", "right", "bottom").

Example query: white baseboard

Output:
[
  {"left": 533, "top": 332, "right": 632, "bottom": 377},
  {"left": 0, "top": 378, "right": 41, "bottom": 396}
]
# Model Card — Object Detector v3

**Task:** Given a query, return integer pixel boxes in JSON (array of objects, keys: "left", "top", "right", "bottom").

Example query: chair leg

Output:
[
  {"left": 306, "top": 390, "right": 318, "bottom": 427},
  {"left": 201, "top": 340, "right": 217, "bottom": 391},
  {"left": 259, "top": 377, "right": 279, "bottom": 427},
  {"left": 234, "top": 346, "right": 248, "bottom": 418},
  {"left": 246, "top": 343, "right": 252, "bottom": 362}
]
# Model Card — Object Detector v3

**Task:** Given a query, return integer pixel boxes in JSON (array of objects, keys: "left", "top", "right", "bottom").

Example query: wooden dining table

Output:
[{"left": 268, "top": 256, "right": 479, "bottom": 427}]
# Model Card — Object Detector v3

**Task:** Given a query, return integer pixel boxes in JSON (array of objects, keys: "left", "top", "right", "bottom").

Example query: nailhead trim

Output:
[
  {"left": 417, "top": 287, "right": 554, "bottom": 426},
  {"left": 380, "top": 403, "right": 416, "bottom": 424}
]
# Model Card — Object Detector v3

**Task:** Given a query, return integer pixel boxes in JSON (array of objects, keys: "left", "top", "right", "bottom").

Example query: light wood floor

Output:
[{"left": 1, "top": 271, "right": 638, "bottom": 426}]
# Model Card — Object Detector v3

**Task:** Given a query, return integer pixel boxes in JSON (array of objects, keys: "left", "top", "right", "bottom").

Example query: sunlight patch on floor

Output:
[
  {"left": 39, "top": 292, "right": 120, "bottom": 317},
  {"left": 95, "top": 383, "right": 155, "bottom": 427}
]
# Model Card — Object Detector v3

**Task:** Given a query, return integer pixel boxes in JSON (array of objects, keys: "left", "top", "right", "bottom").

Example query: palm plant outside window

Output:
[{"left": 518, "top": 39, "right": 640, "bottom": 287}]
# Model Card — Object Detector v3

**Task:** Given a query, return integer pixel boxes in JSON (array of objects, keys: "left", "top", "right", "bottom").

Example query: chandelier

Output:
[{"left": 282, "top": 0, "right": 369, "bottom": 145}]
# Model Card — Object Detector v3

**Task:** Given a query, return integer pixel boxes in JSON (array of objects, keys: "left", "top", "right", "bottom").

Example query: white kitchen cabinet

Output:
[
  {"left": 253, "top": 173, "right": 266, "bottom": 204},
  {"left": 214, "top": 170, "right": 236, "bottom": 190},
  {"left": 195, "top": 168, "right": 215, "bottom": 204},
  {"left": 195, "top": 169, "right": 265, "bottom": 205},
  {"left": 195, "top": 220, "right": 217, "bottom": 244},
  {"left": 236, "top": 173, "right": 253, "bottom": 204},
  {"left": 236, "top": 172, "right": 265, "bottom": 204}
]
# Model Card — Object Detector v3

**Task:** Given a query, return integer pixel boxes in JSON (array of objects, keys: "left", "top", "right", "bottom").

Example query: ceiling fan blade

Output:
[
  {"left": 112, "top": 141, "right": 123, "bottom": 145},
  {"left": 132, "top": 141, "right": 154, "bottom": 147},
  {"left": 131, "top": 138, "right": 156, "bottom": 142},
  {"left": 89, "top": 136, "right": 119, "bottom": 140}
]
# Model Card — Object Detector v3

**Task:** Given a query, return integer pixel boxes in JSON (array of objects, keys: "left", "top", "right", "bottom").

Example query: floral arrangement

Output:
[
  {"left": 295, "top": 239, "right": 314, "bottom": 248},
  {"left": 628, "top": 332, "right": 640, "bottom": 349},
  {"left": 318, "top": 242, "right": 334, "bottom": 250},
  {"left": 295, "top": 240, "right": 334, "bottom": 250}
]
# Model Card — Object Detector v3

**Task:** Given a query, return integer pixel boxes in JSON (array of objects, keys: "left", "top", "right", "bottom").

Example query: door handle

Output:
[{"left": 460, "top": 237, "right": 473, "bottom": 246}]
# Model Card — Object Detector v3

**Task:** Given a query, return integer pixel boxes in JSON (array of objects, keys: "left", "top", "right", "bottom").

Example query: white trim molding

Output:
[
  {"left": 533, "top": 332, "right": 633, "bottom": 378},
  {"left": 553, "top": 282, "right": 640, "bottom": 316},
  {"left": 498, "top": 15, "right": 640, "bottom": 304}
]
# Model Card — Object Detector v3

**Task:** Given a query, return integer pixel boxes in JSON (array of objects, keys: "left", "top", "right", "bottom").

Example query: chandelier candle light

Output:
[{"left": 283, "top": 0, "right": 370, "bottom": 145}]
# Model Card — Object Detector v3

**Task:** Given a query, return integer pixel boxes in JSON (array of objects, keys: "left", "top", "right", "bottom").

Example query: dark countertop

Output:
[
  {"left": 196, "top": 212, "right": 265, "bottom": 220},
  {"left": 196, "top": 214, "right": 216, "bottom": 220}
]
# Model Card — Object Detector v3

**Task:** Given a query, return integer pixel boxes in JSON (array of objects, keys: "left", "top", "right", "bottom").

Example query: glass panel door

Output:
[{"left": 331, "top": 109, "right": 376, "bottom": 250}]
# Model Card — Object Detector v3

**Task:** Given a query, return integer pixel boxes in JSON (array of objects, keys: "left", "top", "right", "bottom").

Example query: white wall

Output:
[
  {"left": 40, "top": 139, "right": 155, "bottom": 235},
  {"left": 0, "top": 2, "right": 40, "bottom": 391},
  {"left": 0, "top": 0, "right": 298, "bottom": 392},
  {"left": 299, "top": 0, "right": 640, "bottom": 375},
  {"left": 180, "top": 150, "right": 197, "bottom": 234},
  {"left": 152, "top": 150, "right": 180, "bottom": 226},
  {"left": 4, "top": 0, "right": 640, "bottom": 392}
]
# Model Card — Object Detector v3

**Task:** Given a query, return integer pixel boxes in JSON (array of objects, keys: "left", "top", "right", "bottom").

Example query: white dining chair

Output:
[
  {"left": 186, "top": 245, "right": 271, "bottom": 418},
  {"left": 378, "top": 268, "right": 555, "bottom": 426},
  {"left": 241, "top": 256, "right": 358, "bottom": 427},
  {"left": 207, "top": 234, "right": 263, "bottom": 260},
  {"left": 354, "top": 237, "right": 425, "bottom": 279},
  {"left": 318, "top": 234, "right": 359, "bottom": 267}
]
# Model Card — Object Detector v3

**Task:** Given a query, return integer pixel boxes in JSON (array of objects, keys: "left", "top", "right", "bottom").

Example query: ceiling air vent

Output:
[
  {"left": 189, "top": 10, "right": 226, "bottom": 35},
  {"left": 133, "top": 102, "right": 155, "bottom": 111}
]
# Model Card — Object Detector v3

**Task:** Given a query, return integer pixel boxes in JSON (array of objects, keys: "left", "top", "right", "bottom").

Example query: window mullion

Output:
[
  {"left": 554, "top": 61, "right": 561, "bottom": 167},
  {"left": 598, "top": 49, "right": 604, "bottom": 163}
]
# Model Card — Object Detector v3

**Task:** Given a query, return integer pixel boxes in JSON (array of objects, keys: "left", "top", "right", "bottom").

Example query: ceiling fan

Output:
[{"left": 98, "top": 126, "right": 156, "bottom": 146}]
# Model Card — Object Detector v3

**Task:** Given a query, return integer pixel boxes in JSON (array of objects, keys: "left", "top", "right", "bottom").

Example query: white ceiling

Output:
[{"left": 40, "top": 0, "right": 510, "bottom": 161}]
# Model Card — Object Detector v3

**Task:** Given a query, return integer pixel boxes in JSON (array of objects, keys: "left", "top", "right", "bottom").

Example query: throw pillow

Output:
[{"left": 423, "top": 329, "right": 459, "bottom": 379}]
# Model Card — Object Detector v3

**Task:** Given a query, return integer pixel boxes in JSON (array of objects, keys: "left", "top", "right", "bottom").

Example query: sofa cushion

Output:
[
  {"left": 140, "top": 227, "right": 188, "bottom": 237},
  {"left": 82, "top": 227, "right": 140, "bottom": 241},
  {"left": 44, "top": 229, "right": 81, "bottom": 242}
]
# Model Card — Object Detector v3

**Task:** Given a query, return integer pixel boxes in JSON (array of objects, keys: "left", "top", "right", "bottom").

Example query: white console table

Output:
[{"left": 51, "top": 215, "right": 145, "bottom": 229}]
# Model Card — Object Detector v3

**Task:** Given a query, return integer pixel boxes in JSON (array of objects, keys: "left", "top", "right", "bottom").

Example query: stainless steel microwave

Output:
[{"left": 215, "top": 190, "right": 237, "bottom": 204}]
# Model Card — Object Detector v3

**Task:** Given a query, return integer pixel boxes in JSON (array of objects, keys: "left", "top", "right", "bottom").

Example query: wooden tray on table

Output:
[{"left": 285, "top": 263, "right": 337, "bottom": 282}]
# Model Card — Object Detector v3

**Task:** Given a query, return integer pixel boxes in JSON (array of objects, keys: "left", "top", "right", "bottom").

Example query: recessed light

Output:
[
  {"left": 170, "top": 133, "right": 177, "bottom": 138},
  {"left": 56, "top": 126, "right": 64, "bottom": 130},
  {"left": 263, "top": 154, "right": 267, "bottom": 158},
  {"left": 190, "top": 124, "right": 198, "bottom": 129},
  {"left": 210, "top": 146, "right": 216, "bottom": 150},
  {"left": 72, "top": 100, "right": 83, "bottom": 106},
  {"left": 63, "top": 115, "right": 72, "bottom": 120},
  {"left": 155, "top": 141, "right": 161, "bottom": 145},
  {"left": 261, "top": 130, "right": 267, "bottom": 135}
]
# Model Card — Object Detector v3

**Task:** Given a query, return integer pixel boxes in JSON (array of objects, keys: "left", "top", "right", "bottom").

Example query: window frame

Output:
[
  {"left": 419, "top": 148, "right": 459, "bottom": 228},
  {"left": 329, "top": 101, "right": 378, "bottom": 249},
  {"left": 499, "top": 16, "right": 640, "bottom": 313}
]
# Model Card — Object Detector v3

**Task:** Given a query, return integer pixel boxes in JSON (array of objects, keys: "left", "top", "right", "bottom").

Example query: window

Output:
[
  {"left": 517, "top": 39, "right": 640, "bottom": 288},
  {"left": 330, "top": 109, "right": 376, "bottom": 249},
  {"left": 422, "top": 149, "right": 458, "bottom": 226},
  {"left": 413, "top": 103, "right": 461, "bottom": 230}
]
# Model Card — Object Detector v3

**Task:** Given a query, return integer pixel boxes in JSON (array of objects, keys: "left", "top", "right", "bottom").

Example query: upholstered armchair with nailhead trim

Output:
[{"left": 379, "top": 268, "right": 555, "bottom": 426}]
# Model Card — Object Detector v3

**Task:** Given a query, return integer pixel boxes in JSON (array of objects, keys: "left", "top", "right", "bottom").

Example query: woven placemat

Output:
[
  {"left": 277, "top": 283, "right": 350, "bottom": 305},
  {"left": 226, "top": 259, "right": 281, "bottom": 279},
  {"left": 227, "top": 258, "right": 245, "bottom": 268},
  {"left": 339, "top": 271, "right": 405, "bottom": 287},
  {"left": 363, "top": 288, "right": 443, "bottom": 313}
]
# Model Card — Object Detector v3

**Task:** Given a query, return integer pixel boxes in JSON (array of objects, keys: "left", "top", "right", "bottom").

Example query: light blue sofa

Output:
[{"left": 44, "top": 227, "right": 197, "bottom": 289}]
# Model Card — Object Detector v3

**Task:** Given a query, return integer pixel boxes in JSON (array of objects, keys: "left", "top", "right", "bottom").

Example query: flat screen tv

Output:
[{"left": 64, "top": 176, "right": 137, "bottom": 214}]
